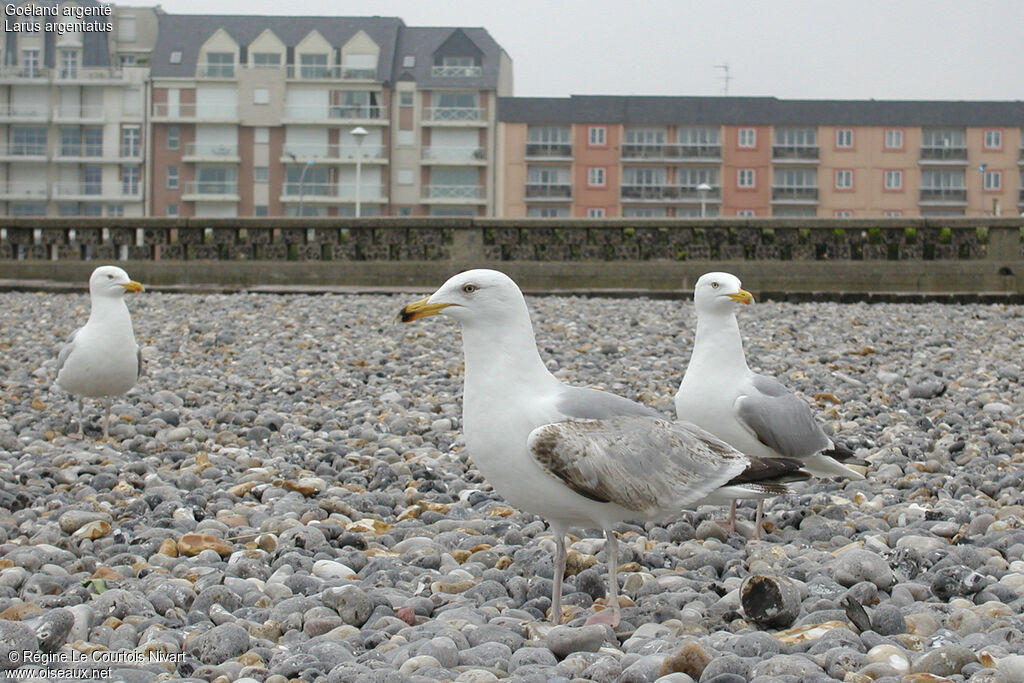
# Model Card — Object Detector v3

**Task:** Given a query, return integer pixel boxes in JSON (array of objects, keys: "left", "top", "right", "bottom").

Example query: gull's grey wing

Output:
[
  {"left": 735, "top": 374, "right": 830, "bottom": 458},
  {"left": 55, "top": 327, "right": 82, "bottom": 375},
  {"left": 555, "top": 385, "right": 660, "bottom": 420},
  {"left": 527, "top": 416, "right": 747, "bottom": 514}
]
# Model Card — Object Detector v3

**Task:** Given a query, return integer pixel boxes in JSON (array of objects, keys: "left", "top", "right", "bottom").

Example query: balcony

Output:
[
  {"left": 280, "top": 183, "right": 385, "bottom": 202},
  {"left": 919, "top": 187, "right": 967, "bottom": 204},
  {"left": 0, "top": 143, "right": 48, "bottom": 161},
  {"left": 772, "top": 145, "right": 820, "bottom": 162},
  {"left": 621, "top": 143, "right": 722, "bottom": 161},
  {"left": 620, "top": 184, "right": 722, "bottom": 202},
  {"left": 182, "top": 181, "right": 239, "bottom": 202},
  {"left": 196, "top": 63, "right": 236, "bottom": 79},
  {"left": 0, "top": 182, "right": 48, "bottom": 200},
  {"left": 422, "top": 147, "right": 486, "bottom": 164},
  {"left": 423, "top": 107, "right": 485, "bottom": 125},
  {"left": 53, "top": 183, "right": 142, "bottom": 201},
  {"left": 342, "top": 66, "right": 376, "bottom": 79},
  {"left": 151, "top": 103, "right": 239, "bottom": 122},
  {"left": 771, "top": 186, "right": 819, "bottom": 202},
  {"left": 422, "top": 185, "right": 486, "bottom": 203},
  {"left": 281, "top": 143, "right": 386, "bottom": 163},
  {"left": 52, "top": 104, "right": 105, "bottom": 123},
  {"left": 525, "top": 183, "right": 572, "bottom": 200},
  {"left": 919, "top": 146, "right": 968, "bottom": 164},
  {"left": 430, "top": 65, "right": 482, "bottom": 78},
  {"left": 183, "top": 143, "right": 240, "bottom": 163},
  {"left": 54, "top": 144, "right": 105, "bottom": 162},
  {"left": 525, "top": 142, "right": 572, "bottom": 159},
  {"left": 0, "top": 65, "right": 50, "bottom": 81},
  {"left": 52, "top": 67, "right": 126, "bottom": 84},
  {"left": 282, "top": 104, "right": 384, "bottom": 124},
  {"left": 0, "top": 105, "right": 50, "bottom": 122}
]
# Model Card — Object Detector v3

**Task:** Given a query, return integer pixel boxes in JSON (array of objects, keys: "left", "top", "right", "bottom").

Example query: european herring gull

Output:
[
  {"left": 400, "top": 268, "right": 805, "bottom": 627},
  {"left": 55, "top": 265, "right": 144, "bottom": 438},
  {"left": 675, "top": 271, "right": 865, "bottom": 538}
]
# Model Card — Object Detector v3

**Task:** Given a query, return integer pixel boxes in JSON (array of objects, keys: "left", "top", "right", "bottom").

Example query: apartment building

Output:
[
  {"left": 147, "top": 14, "right": 511, "bottom": 218},
  {"left": 0, "top": 1, "right": 158, "bottom": 218},
  {"left": 497, "top": 96, "right": 1024, "bottom": 218}
]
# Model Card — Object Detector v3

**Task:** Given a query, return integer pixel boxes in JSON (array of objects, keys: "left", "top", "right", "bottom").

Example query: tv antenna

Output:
[{"left": 714, "top": 64, "right": 732, "bottom": 96}]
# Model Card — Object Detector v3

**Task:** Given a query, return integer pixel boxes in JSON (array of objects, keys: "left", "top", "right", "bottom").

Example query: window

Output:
[
  {"left": 167, "top": 126, "right": 179, "bottom": 150},
  {"left": 118, "top": 16, "right": 136, "bottom": 42},
  {"left": 588, "top": 126, "right": 606, "bottom": 146},
  {"left": 121, "top": 167, "right": 140, "bottom": 196},
  {"left": 82, "top": 205, "right": 102, "bottom": 217},
  {"left": 59, "top": 204, "right": 79, "bottom": 217},
  {"left": 399, "top": 91, "right": 414, "bottom": 107},
  {"left": 106, "top": 204, "right": 124, "bottom": 217},
  {"left": 204, "top": 53, "right": 235, "bottom": 78},
  {"left": 884, "top": 129, "right": 903, "bottom": 150},
  {"left": 167, "top": 165, "right": 179, "bottom": 189},
  {"left": 588, "top": 167, "right": 606, "bottom": 187},
  {"left": 883, "top": 210, "right": 902, "bottom": 217},
  {"left": 299, "top": 53, "right": 329, "bottom": 79},
  {"left": 254, "top": 127, "right": 269, "bottom": 144},
  {"left": 20, "top": 49, "right": 40, "bottom": 77},
  {"left": 403, "top": 55, "right": 415, "bottom": 68},
  {"left": 397, "top": 169, "right": 414, "bottom": 185},
  {"left": 342, "top": 53, "right": 377, "bottom": 79},
  {"left": 59, "top": 50, "right": 79, "bottom": 79},
  {"left": 737, "top": 209, "right": 755, "bottom": 217},
  {"left": 622, "top": 207, "right": 666, "bottom": 218},
  {"left": 396, "top": 207, "right": 413, "bottom": 216},
  {"left": 984, "top": 170, "right": 1001, "bottom": 191},
  {"left": 984, "top": 130, "right": 1002, "bottom": 150},
  {"left": 587, "top": 208, "right": 606, "bottom": 218},
  {"left": 884, "top": 170, "right": 903, "bottom": 190},
  {"left": 84, "top": 128, "right": 102, "bottom": 156},
  {"left": 835, "top": 169, "right": 853, "bottom": 190},
  {"left": 528, "top": 206, "right": 571, "bottom": 218},
  {"left": 119, "top": 55, "right": 136, "bottom": 67},
  {"left": 169, "top": 51, "right": 182, "bottom": 64},
  {"left": 738, "top": 128, "right": 756, "bottom": 148},
  {"left": 834, "top": 210, "right": 852, "bottom": 217},
  {"left": 166, "top": 204, "right": 179, "bottom": 217},
  {"left": 527, "top": 125, "right": 571, "bottom": 156},
  {"left": 253, "top": 166, "right": 268, "bottom": 183},
  {"left": 12, "top": 127, "right": 47, "bottom": 155},
  {"left": 252, "top": 53, "right": 281, "bottom": 68},
  {"left": 121, "top": 126, "right": 141, "bottom": 157},
  {"left": 835, "top": 129, "right": 853, "bottom": 148},
  {"left": 253, "top": 205, "right": 268, "bottom": 216},
  {"left": 737, "top": 169, "right": 755, "bottom": 188},
  {"left": 12, "top": 203, "right": 46, "bottom": 216},
  {"left": 253, "top": 88, "right": 270, "bottom": 105},
  {"left": 60, "top": 128, "right": 80, "bottom": 157}
]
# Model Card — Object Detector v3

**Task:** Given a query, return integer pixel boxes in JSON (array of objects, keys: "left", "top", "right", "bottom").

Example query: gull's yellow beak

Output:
[
  {"left": 727, "top": 289, "right": 753, "bottom": 305},
  {"left": 121, "top": 280, "right": 144, "bottom": 293},
  {"left": 398, "top": 296, "right": 451, "bottom": 322}
]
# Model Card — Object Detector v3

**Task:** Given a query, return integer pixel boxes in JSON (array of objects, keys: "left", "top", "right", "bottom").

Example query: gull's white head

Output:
[
  {"left": 693, "top": 271, "right": 753, "bottom": 316},
  {"left": 89, "top": 265, "right": 144, "bottom": 298},
  {"left": 399, "top": 268, "right": 530, "bottom": 328}
]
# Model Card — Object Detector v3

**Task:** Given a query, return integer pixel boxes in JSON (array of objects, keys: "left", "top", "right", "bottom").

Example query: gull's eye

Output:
[
  {"left": 711, "top": 282, "right": 719, "bottom": 289},
  {"left": 462, "top": 283, "right": 477, "bottom": 294},
  {"left": 107, "top": 273, "right": 114, "bottom": 279}
]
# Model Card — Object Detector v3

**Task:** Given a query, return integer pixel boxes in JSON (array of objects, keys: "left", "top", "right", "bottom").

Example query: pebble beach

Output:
[{"left": 0, "top": 289, "right": 1023, "bottom": 683}]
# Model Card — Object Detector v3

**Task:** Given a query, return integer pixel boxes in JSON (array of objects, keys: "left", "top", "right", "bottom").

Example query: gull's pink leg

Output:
[
  {"left": 585, "top": 529, "right": 620, "bottom": 628},
  {"left": 550, "top": 530, "right": 567, "bottom": 624}
]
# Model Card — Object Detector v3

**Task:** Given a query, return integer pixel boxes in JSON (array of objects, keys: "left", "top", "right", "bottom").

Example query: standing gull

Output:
[
  {"left": 56, "top": 265, "right": 144, "bottom": 439},
  {"left": 400, "top": 269, "right": 804, "bottom": 627},
  {"left": 675, "top": 271, "right": 864, "bottom": 537}
]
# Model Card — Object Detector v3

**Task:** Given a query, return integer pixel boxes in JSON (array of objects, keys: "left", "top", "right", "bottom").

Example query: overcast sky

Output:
[{"left": 136, "top": 0, "right": 1024, "bottom": 101}]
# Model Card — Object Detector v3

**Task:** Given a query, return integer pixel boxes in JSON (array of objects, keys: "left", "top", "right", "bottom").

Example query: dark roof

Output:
[
  {"left": 393, "top": 26, "right": 505, "bottom": 88},
  {"left": 499, "top": 95, "right": 1024, "bottom": 126},
  {"left": 151, "top": 15, "right": 404, "bottom": 78}
]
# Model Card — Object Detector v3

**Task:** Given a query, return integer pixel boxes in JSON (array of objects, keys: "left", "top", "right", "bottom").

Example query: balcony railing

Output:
[
  {"left": 183, "top": 181, "right": 239, "bottom": 196},
  {"left": 423, "top": 107, "right": 484, "bottom": 122},
  {"left": 920, "top": 146, "right": 968, "bottom": 162},
  {"left": 283, "top": 144, "right": 385, "bottom": 160},
  {"left": 621, "top": 143, "right": 722, "bottom": 160},
  {"left": 772, "top": 145, "right": 820, "bottom": 161},
  {"left": 525, "top": 142, "right": 572, "bottom": 158},
  {"left": 53, "top": 183, "right": 142, "bottom": 199},
  {"left": 0, "top": 105, "right": 49, "bottom": 121},
  {"left": 771, "top": 186, "right": 819, "bottom": 201},
  {"left": 197, "top": 63, "right": 236, "bottom": 78},
  {"left": 53, "top": 67, "right": 124, "bottom": 82},
  {"left": 152, "top": 103, "right": 239, "bottom": 120},
  {"left": 525, "top": 183, "right": 572, "bottom": 199},
  {"left": 342, "top": 66, "right": 376, "bottom": 79},
  {"left": 0, "top": 143, "right": 48, "bottom": 157},
  {"left": 422, "top": 147, "right": 486, "bottom": 162},
  {"left": 0, "top": 65, "right": 49, "bottom": 79},
  {"left": 282, "top": 104, "right": 383, "bottom": 121},
  {"left": 120, "top": 146, "right": 143, "bottom": 159},
  {"left": 281, "top": 183, "right": 384, "bottom": 200},
  {"left": 0, "top": 183, "right": 48, "bottom": 198},
  {"left": 55, "top": 144, "right": 104, "bottom": 159},
  {"left": 919, "top": 187, "right": 967, "bottom": 203},
  {"left": 52, "top": 105, "right": 105, "bottom": 121},
  {"left": 184, "top": 143, "right": 239, "bottom": 158},
  {"left": 620, "top": 184, "right": 722, "bottom": 201},
  {"left": 424, "top": 185, "right": 485, "bottom": 200},
  {"left": 431, "top": 65, "right": 482, "bottom": 78}
]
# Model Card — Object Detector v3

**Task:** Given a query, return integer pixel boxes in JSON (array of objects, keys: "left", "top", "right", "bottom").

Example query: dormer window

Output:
[
  {"left": 342, "top": 53, "right": 376, "bottom": 79},
  {"left": 252, "top": 52, "right": 282, "bottom": 68},
  {"left": 204, "top": 52, "right": 234, "bottom": 77},
  {"left": 299, "top": 53, "right": 329, "bottom": 79},
  {"left": 433, "top": 55, "right": 480, "bottom": 77}
]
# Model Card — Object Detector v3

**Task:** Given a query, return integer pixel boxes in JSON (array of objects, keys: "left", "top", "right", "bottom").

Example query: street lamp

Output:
[
  {"left": 351, "top": 126, "right": 368, "bottom": 217},
  {"left": 287, "top": 152, "right": 314, "bottom": 217},
  {"left": 977, "top": 163, "right": 987, "bottom": 216},
  {"left": 697, "top": 182, "right": 711, "bottom": 217}
]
